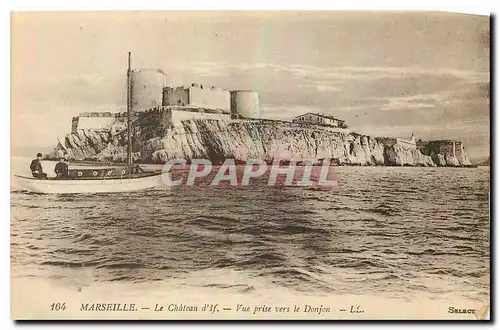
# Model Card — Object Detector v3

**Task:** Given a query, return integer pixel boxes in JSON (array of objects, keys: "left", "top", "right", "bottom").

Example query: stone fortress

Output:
[
  {"left": 62, "top": 67, "right": 472, "bottom": 167},
  {"left": 71, "top": 69, "right": 260, "bottom": 133}
]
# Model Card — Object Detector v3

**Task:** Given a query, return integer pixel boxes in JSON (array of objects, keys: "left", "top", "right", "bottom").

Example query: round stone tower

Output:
[
  {"left": 130, "top": 69, "right": 167, "bottom": 112},
  {"left": 230, "top": 90, "right": 260, "bottom": 119}
]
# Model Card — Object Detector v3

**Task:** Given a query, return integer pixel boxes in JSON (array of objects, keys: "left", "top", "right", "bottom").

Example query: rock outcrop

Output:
[{"left": 48, "top": 112, "right": 472, "bottom": 167}]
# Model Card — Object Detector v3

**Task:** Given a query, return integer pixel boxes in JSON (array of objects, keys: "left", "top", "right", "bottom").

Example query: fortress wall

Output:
[
  {"left": 77, "top": 117, "right": 118, "bottom": 131},
  {"left": 439, "top": 141, "right": 456, "bottom": 157},
  {"left": 136, "top": 106, "right": 230, "bottom": 138},
  {"left": 71, "top": 112, "right": 124, "bottom": 133},
  {"left": 417, "top": 140, "right": 462, "bottom": 159},
  {"left": 163, "top": 87, "right": 190, "bottom": 106},
  {"left": 189, "top": 87, "right": 230, "bottom": 111},
  {"left": 166, "top": 105, "right": 229, "bottom": 114},
  {"left": 163, "top": 86, "right": 231, "bottom": 111},
  {"left": 454, "top": 141, "right": 463, "bottom": 158},
  {"left": 417, "top": 141, "right": 440, "bottom": 155},
  {"left": 416, "top": 141, "right": 427, "bottom": 151},
  {"left": 232, "top": 118, "right": 350, "bottom": 134},
  {"left": 377, "top": 137, "right": 416, "bottom": 150},
  {"left": 170, "top": 109, "right": 229, "bottom": 128}
]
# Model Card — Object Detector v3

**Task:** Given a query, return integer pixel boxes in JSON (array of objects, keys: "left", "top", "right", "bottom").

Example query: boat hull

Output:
[{"left": 13, "top": 173, "right": 166, "bottom": 194}]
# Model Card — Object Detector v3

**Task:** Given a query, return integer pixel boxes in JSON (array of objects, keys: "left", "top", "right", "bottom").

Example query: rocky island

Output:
[
  {"left": 46, "top": 69, "right": 472, "bottom": 167},
  {"left": 48, "top": 107, "right": 472, "bottom": 167}
]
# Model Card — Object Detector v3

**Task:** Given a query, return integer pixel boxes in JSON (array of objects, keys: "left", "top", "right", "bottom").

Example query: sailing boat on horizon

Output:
[{"left": 14, "top": 53, "right": 166, "bottom": 194}]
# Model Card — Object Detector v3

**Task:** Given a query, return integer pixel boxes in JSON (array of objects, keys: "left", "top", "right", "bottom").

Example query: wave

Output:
[
  {"left": 331, "top": 248, "right": 368, "bottom": 254},
  {"left": 366, "top": 204, "right": 399, "bottom": 216},
  {"left": 330, "top": 258, "right": 390, "bottom": 269},
  {"left": 406, "top": 249, "right": 462, "bottom": 256},
  {"left": 40, "top": 260, "right": 87, "bottom": 268},
  {"left": 96, "top": 262, "right": 144, "bottom": 270},
  {"left": 109, "top": 275, "right": 136, "bottom": 282},
  {"left": 379, "top": 274, "right": 402, "bottom": 281},
  {"left": 431, "top": 233, "right": 480, "bottom": 242},
  {"left": 202, "top": 283, "right": 255, "bottom": 293},
  {"left": 423, "top": 267, "right": 486, "bottom": 278},
  {"left": 274, "top": 224, "right": 328, "bottom": 235},
  {"left": 259, "top": 267, "right": 321, "bottom": 283},
  {"left": 11, "top": 167, "right": 490, "bottom": 300},
  {"left": 232, "top": 252, "right": 287, "bottom": 270},
  {"left": 52, "top": 247, "right": 96, "bottom": 255}
]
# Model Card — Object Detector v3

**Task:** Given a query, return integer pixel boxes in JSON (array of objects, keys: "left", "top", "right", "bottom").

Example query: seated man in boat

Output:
[
  {"left": 54, "top": 157, "right": 69, "bottom": 179},
  {"left": 30, "top": 153, "right": 47, "bottom": 179}
]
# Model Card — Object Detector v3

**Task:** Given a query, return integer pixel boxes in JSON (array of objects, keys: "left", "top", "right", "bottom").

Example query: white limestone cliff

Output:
[{"left": 49, "top": 116, "right": 472, "bottom": 167}]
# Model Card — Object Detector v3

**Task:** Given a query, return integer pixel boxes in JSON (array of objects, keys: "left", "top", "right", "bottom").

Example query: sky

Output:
[{"left": 11, "top": 11, "right": 490, "bottom": 160}]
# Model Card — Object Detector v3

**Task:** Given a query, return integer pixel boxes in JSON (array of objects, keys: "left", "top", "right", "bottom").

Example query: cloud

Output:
[
  {"left": 372, "top": 91, "right": 454, "bottom": 111},
  {"left": 175, "top": 61, "right": 489, "bottom": 85},
  {"left": 310, "top": 66, "right": 488, "bottom": 83},
  {"left": 12, "top": 58, "right": 490, "bottom": 161},
  {"left": 300, "top": 83, "right": 342, "bottom": 93},
  {"left": 314, "top": 85, "right": 342, "bottom": 92},
  {"left": 165, "top": 62, "right": 489, "bottom": 119},
  {"left": 379, "top": 101, "right": 435, "bottom": 111}
]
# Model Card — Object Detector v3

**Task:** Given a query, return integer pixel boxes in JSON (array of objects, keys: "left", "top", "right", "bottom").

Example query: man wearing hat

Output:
[
  {"left": 54, "top": 157, "right": 69, "bottom": 179},
  {"left": 30, "top": 153, "right": 47, "bottom": 179}
]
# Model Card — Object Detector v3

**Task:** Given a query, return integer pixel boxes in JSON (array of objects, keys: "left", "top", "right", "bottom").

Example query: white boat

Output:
[
  {"left": 14, "top": 171, "right": 165, "bottom": 194},
  {"left": 14, "top": 52, "right": 167, "bottom": 194}
]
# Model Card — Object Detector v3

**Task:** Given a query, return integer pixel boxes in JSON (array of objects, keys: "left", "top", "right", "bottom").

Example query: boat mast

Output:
[{"left": 126, "top": 52, "right": 133, "bottom": 170}]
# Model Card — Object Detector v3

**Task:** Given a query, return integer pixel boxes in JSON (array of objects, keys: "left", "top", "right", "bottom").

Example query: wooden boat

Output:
[
  {"left": 14, "top": 168, "right": 164, "bottom": 194},
  {"left": 14, "top": 53, "right": 166, "bottom": 194}
]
